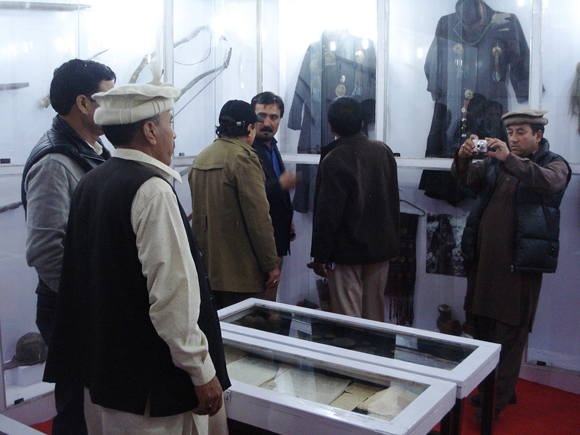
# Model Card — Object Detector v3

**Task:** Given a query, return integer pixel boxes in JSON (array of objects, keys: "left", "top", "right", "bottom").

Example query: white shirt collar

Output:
[
  {"left": 88, "top": 140, "right": 103, "bottom": 155},
  {"left": 112, "top": 148, "right": 183, "bottom": 183}
]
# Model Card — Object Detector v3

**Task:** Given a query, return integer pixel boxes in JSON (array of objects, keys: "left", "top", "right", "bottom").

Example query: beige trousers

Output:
[
  {"left": 326, "top": 260, "right": 390, "bottom": 322},
  {"left": 84, "top": 389, "right": 228, "bottom": 435}
]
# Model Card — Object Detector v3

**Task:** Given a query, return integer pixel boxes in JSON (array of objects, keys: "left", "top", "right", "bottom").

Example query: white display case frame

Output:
[
  {"left": 220, "top": 299, "right": 501, "bottom": 435},
  {"left": 219, "top": 299, "right": 500, "bottom": 399},
  {"left": 222, "top": 330, "right": 456, "bottom": 435}
]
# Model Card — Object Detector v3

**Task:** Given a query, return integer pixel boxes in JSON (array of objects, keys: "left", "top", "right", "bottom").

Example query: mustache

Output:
[{"left": 259, "top": 127, "right": 274, "bottom": 133}]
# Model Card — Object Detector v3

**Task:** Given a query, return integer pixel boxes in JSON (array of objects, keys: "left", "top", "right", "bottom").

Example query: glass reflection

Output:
[{"left": 222, "top": 306, "right": 476, "bottom": 370}]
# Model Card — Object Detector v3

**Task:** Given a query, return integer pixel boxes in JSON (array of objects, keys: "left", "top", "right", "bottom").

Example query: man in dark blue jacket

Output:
[
  {"left": 452, "top": 109, "right": 570, "bottom": 420},
  {"left": 251, "top": 92, "right": 296, "bottom": 300}
]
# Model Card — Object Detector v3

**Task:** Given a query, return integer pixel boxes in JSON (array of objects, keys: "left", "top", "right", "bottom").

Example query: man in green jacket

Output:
[{"left": 189, "top": 100, "right": 280, "bottom": 309}]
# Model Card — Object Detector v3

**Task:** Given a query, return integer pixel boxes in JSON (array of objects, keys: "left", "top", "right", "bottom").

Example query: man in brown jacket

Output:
[
  {"left": 189, "top": 100, "right": 280, "bottom": 309},
  {"left": 308, "top": 97, "right": 400, "bottom": 322}
]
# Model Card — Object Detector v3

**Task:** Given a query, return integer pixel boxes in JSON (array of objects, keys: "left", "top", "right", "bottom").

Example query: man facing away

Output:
[
  {"left": 21, "top": 58, "right": 116, "bottom": 435},
  {"left": 452, "top": 109, "right": 570, "bottom": 421},
  {"left": 43, "top": 78, "right": 230, "bottom": 434},
  {"left": 251, "top": 91, "right": 296, "bottom": 301},
  {"left": 189, "top": 100, "right": 280, "bottom": 310},
  {"left": 308, "top": 96, "right": 400, "bottom": 322}
]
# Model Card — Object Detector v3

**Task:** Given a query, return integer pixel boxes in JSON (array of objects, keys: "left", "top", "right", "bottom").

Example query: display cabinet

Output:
[
  {"left": 221, "top": 330, "right": 456, "bottom": 435},
  {"left": 219, "top": 299, "right": 501, "bottom": 434}
]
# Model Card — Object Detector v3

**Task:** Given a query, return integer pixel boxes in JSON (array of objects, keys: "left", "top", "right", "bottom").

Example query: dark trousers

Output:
[
  {"left": 472, "top": 314, "right": 529, "bottom": 410},
  {"left": 37, "top": 289, "right": 87, "bottom": 435}
]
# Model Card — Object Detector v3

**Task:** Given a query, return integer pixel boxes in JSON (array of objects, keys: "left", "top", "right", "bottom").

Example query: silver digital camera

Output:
[{"left": 474, "top": 139, "right": 489, "bottom": 153}]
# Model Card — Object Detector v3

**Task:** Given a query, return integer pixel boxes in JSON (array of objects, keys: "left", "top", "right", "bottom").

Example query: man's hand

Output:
[
  {"left": 280, "top": 171, "right": 297, "bottom": 191},
  {"left": 459, "top": 134, "right": 510, "bottom": 162},
  {"left": 290, "top": 222, "right": 296, "bottom": 242},
  {"left": 484, "top": 138, "right": 510, "bottom": 161},
  {"left": 193, "top": 376, "right": 223, "bottom": 417},
  {"left": 307, "top": 262, "right": 327, "bottom": 278},
  {"left": 458, "top": 134, "right": 479, "bottom": 159},
  {"left": 265, "top": 268, "right": 281, "bottom": 289}
]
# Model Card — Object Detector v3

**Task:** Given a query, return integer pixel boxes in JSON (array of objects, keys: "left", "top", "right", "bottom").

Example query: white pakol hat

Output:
[{"left": 93, "top": 81, "right": 180, "bottom": 125}]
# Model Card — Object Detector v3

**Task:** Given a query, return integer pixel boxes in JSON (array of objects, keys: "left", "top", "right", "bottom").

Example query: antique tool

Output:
[
  {"left": 129, "top": 26, "right": 211, "bottom": 83},
  {"left": 0, "top": 82, "right": 29, "bottom": 91},
  {"left": 128, "top": 26, "right": 232, "bottom": 114},
  {"left": 174, "top": 47, "right": 232, "bottom": 117},
  {"left": 0, "top": 1, "right": 90, "bottom": 11},
  {"left": 176, "top": 47, "right": 231, "bottom": 102}
]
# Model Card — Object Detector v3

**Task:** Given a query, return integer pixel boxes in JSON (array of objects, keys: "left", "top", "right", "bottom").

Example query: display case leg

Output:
[
  {"left": 439, "top": 410, "right": 452, "bottom": 435},
  {"left": 451, "top": 397, "right": 464, "bottom": 435},
  {"left": 438, "top": 397, "right": 463, "bottom": 435},
  {"left": 480, "top": 368, "right": 497, "bottom": 435}
]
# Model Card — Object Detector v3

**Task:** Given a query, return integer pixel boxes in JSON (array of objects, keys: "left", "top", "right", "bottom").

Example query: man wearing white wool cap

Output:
[{"left": 44, "top": 79, "right": 230, "bottom": 435}]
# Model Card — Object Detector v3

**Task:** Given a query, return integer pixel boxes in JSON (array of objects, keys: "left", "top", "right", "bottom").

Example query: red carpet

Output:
[
  {"left": 438, "top": 379, "right": 580, "bottom": 435},
  {"left": 30, "top": 419, "right": 51, "bottom": 434},
  {"left": 30, "top": 379, "right": 580, "bottom": 434}
]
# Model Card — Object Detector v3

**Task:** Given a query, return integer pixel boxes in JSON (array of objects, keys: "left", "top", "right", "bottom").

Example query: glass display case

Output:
[
  {"left": 220, "top": 299, "right": 501, "bottom": 434},
  {"left": 221, "top": 330, "right": 456, "bottom": 435},
  {"left": 219, "top": 299, "right": 500, "bottom": 399}
]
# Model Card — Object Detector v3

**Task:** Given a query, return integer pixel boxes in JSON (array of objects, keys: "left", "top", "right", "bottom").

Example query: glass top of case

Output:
[
  {"left": 221, "top": 306, "right": 476, "bottom": 370},
  {"left": 224, "top": 340, "right": 428, "bottom": 422}
]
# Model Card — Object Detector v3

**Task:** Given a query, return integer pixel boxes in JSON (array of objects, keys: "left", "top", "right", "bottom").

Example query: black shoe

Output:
[
  {"left": 470, "top": 394, "right": 482, "bottom": 407},
  {"left": 510, "top": 392, "right": 517, "bottom": 404},
  {"left": 475, "top": 407, "right": 501, "bottom": 422},
  {"left": 470, "top": 392, "right": 516, "bottom": 407}
]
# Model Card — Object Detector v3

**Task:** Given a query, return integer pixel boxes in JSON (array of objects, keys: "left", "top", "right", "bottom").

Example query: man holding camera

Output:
[{"left": 452, "top": 109, "right": 571, "bottom": 420}]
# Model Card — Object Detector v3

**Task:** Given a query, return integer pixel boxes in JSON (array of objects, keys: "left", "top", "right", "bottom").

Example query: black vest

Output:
[
  {"left": 461, "top": 139, "right": 571, "bottom": 273},
  {"left": 21, "top": 116, "right": 110, "bottom": 213},
  {"left": 44, "top": 158, "right": 230, "bottom": 417}
]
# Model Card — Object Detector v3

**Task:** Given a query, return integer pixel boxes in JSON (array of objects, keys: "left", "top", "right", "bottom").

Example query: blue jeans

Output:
[{"left": 37, "top": 289, "right": 87, "bottom": 435}]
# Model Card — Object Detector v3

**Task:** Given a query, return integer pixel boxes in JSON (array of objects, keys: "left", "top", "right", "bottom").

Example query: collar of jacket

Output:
[
  {"left": 528, "top": 138, "right": 550, "bottom": 161},
  {"left": 52, "top": 115, "right": 106, "bottom": 158},
  {"left": 252, "top": 136, "right": 279, "bottom": 154},
  {"left": 327, "top": 131, "right": 367, "bottom": 148},
  {"left": 217, "top": 136, "right": 255, "bottom": 152},
  {"left": 321, "top": 131, "right": 367, "bottom": 162}
]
